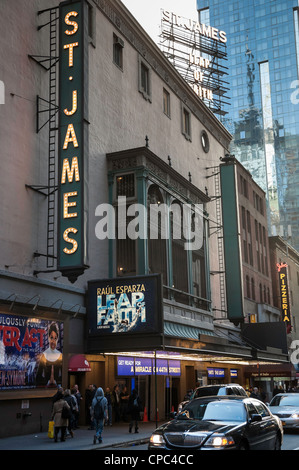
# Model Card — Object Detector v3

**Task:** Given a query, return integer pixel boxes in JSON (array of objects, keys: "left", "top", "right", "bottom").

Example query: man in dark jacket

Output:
[{"left": 128, "top": 389, "right": 141, "bottom": 434}]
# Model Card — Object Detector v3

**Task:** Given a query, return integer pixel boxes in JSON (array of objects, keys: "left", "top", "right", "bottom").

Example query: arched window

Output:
[
  {"left": 170, "top": 200, "right": 189, "bottom": 304},
  {"left": 147, "top": 185, "right": 168, "bottom": 285}
]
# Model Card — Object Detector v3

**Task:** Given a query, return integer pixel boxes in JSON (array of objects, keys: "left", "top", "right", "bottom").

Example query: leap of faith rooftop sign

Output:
[{"left": 160, "top": 10, "right": 228, "bottom": 115}]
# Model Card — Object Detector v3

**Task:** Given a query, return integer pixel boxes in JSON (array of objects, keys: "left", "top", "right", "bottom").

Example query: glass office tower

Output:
[{"left": 197, "top": 0, "right": 299, "bottom": 251}]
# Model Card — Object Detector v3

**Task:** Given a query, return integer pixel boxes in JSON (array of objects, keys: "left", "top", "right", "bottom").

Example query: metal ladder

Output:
[
  {"left": 214, "top": 171, "right": 227, "bottom": 317},
  {"left": 47, "top": 7, "right": 58, "bottom": 268}
]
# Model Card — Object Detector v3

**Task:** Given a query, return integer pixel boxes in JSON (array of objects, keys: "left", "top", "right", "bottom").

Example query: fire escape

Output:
[{"left": 27, "top": 6, "right": 59, "bottom": 272}]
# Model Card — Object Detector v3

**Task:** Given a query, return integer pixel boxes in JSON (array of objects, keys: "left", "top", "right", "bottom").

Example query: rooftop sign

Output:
[{"left": 160, "top": 10, "right": 229, "bottom": 116}]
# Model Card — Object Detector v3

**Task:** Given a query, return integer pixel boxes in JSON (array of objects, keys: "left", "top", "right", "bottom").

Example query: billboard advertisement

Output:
[
  {"left": 0, "top": 314, "right": 63, "bottom": 390},
  {"left": 87, "top": 274, "right": 163, "bottom": 351}
]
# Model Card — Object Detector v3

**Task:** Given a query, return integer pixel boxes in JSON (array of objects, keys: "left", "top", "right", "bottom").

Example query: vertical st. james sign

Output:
[{"left": 58, "top": 0, "right": 89, "bottom": 282}]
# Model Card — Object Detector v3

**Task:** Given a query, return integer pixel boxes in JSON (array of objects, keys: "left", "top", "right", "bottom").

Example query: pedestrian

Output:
[
  {"left": 63, "top": 389, "right": 77, "bottom": 437},
  {"left": 105, "top": 387, "right": 113, "bottom": 426},
  {"left": 85, "top": 384, "right": 96, "bottom": 428},
  {"left": 250, "top": 387, "right": 261, "bottom": 400},
  {"left": 120, "top": 385, "right": 130, "bottom": 421},
  {"left": 51, "top": 390, "right": 70, "bottom": 442},
  {"left": 112, "top": 384, "right": 121, "bottom": 422},
  {"left": 91, "top": 387, "right": 108, "bottom": 444},
  {"left": 52, "top": 385, "right": 64, "bottom": 405},
  {"left": 73, "top": 384, "right": 82, "bottom": 428},
  {"left": 128, "top": 389, "right": 141, "bottom": 434}
]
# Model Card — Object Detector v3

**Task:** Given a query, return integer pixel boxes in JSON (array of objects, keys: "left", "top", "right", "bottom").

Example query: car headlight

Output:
[
  {"left": 204, "top": 435, "right": 235, "bottom": 448},
  {"left": 291, "top": 413, "right": 299, "bottom": 419},
  {"left": 150, "top": 433, "right": 166, "bottom": 446}
]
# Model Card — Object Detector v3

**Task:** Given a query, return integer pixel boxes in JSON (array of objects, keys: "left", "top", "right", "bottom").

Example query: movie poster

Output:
[{"left": 0, "top": 314, "right": 63, "bottom": 390}]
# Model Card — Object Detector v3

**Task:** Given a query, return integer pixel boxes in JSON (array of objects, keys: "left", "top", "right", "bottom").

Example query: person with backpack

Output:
[
  {"left": 128, "top": 389, "right": 141, "bottom": 434},
  {"left": 91, "top": 387, "right": 108, "bottom": 444}
]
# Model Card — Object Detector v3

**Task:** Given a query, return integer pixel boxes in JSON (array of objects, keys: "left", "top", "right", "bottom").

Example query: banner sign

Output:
[
  {"left": 87, "top": 274, "right": 163, "bottom": 337},
  {"left": 207, "top": 368, "right": 225, "bottom": 378},
  {"left": 220, "top": 162, "right": 245, "bottom": 324},
  {"left": 58, "top": 0, "right": 89, "bottom": 281},
  {"left": 277, "top": 262, "right": 291, "bottom": 328},
  {"left": 117, "top": 356, "right": 181, "bottom": 377},
  {"left": 0, "top": 314, "right": 63, "bottom": 389}
]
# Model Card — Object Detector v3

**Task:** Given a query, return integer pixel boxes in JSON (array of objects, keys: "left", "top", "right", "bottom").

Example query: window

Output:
[
  {"left": 116, "top": 173, "right": 135, "bottom": 198},
  {"left": 171, "top": 201, "right": 189, "bottom": 304},
  {"left": 113, "top": 33, "right": 124, "bottom": 69},
  {"left": 181, "top": 105, "right": 191, "bottom": 141},
  {"left": 163, "top": 88, "right": 170, "bottom": 117},
  {"left": 251, "top": 278, "right": 255, "bottom": 300},
  {"left": 147, "top": 185, "right": 168, "bottom": 285},
  {"left": 115, "top": 173, "right": 136, "bottom": 277},
  {"left": 201, "top": 130, "right": 210, "bottom": 153},
  {"left": 138, "top": 57, "right": 151, "bottom": 101},
  {"left": 246, "top": 275, "right": 250, "bottom": 298}
]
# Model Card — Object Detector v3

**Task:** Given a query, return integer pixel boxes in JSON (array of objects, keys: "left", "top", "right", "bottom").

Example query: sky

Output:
[{"left": 121, "top": 0, "right": 198, "bottom": 44}]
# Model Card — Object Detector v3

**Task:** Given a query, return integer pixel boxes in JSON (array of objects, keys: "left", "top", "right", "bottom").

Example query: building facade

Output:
[
  {"left": 236, "top": 159, "right": 280, "bottom": 324},
  {"left": 0, "top": 0, "right": 289, "bottom": 437},
  {"left": 197, "top": 0, "right": 299, "bottom": 251}
]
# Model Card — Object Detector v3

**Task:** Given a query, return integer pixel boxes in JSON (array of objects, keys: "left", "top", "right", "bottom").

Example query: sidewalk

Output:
[{"left": 0, "top": 422, "right": 161, "bottom": 451}]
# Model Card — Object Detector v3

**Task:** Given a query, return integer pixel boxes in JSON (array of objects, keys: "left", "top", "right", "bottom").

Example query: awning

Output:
[
  {"left": 245, "top": 362, "right": 296, "bottom": 378},
  {"left": 68, "top": 354, "right": 91, "bottom": 372}
]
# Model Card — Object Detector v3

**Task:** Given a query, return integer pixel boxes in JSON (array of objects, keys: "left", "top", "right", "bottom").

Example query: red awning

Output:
[{"left": 68, "top": 354, "right": 91, "bottom": 372}]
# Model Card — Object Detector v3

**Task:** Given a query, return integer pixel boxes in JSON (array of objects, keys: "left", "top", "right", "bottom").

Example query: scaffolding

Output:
[{"left": 159, "top": 13, "right": 230, "bottom": 116}]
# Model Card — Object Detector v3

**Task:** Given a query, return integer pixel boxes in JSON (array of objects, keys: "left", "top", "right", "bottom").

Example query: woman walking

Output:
[{"left": 51, "top": 391, "right": 71, "bottom": 442}]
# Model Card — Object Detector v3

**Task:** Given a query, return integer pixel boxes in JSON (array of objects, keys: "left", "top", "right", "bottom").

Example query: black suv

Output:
[{"left": 177, "top": 384, "right": 247, "bottom": 412}]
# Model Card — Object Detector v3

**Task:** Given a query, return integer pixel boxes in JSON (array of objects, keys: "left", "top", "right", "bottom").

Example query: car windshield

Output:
[
  {"left": 270, "top": 394, "right": 299, "bottom": 407},
  {"left": 192, "top": 386, "right": 220, "bottom": 398},
  {"left": 178, "top": 400, "right": 246, "bottom": 422}
]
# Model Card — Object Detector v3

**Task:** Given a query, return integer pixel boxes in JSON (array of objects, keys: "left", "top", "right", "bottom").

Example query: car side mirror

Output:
[{"left": 250, "top": 414, "right": 262, "bottom": 423}]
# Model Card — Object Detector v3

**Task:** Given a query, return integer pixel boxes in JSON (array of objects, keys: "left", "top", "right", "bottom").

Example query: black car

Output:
[
  {"left": 149, "top": 396, "right": 283, "bottom": 450},
  {"left": 177, "top": 384, "right": 247, "bottom": 412}
]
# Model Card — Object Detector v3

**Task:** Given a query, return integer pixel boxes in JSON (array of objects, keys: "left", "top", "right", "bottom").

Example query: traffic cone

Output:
[
  {"left": 171, "top": 405, "right": 174, "bottom": 413},
  {"left": 143, "top": 407, "right": 148, "bottom": 422}
]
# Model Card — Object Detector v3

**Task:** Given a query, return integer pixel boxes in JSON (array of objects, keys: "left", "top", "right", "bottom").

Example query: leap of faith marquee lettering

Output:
[{"left": 58, "top": 0, "right": 89, "bottom": 282}]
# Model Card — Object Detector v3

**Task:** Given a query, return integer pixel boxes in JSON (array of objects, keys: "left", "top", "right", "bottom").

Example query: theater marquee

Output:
[{"left": 58, "top": 0, "right": 89, "bottom": 282}]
